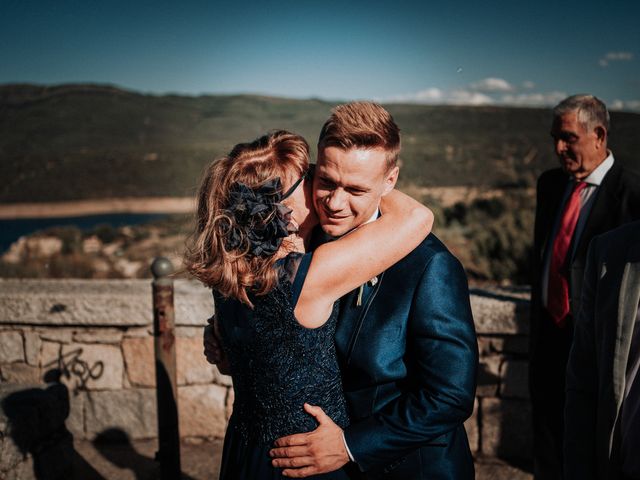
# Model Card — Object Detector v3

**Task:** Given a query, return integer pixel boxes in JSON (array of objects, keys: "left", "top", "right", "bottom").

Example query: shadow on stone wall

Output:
[
  {"left": 1, "top": 379, "right": 200, "bottom": 479},
  {"left": 1, "top": 382, "right": 104, "bottom": 480}
]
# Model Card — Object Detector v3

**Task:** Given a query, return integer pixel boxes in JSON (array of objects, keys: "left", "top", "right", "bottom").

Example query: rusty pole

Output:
[{"left": 151, "top": 257, "right": 181, "bottom": 479}]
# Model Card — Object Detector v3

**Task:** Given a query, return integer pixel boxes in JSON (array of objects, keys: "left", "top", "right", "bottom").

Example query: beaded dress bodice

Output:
[{"left": 215, "top": 252, "right": 349, "bottom": 446}]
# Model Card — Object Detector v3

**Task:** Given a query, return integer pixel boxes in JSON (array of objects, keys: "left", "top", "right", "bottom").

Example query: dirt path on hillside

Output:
[{"left": 0, "top": 197, "right": 195, "bottom": 219}]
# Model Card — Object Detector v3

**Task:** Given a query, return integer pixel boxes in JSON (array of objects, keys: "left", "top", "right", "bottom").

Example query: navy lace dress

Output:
[{"left": 216, "top": 252, "right": 350, "bottom": 479}]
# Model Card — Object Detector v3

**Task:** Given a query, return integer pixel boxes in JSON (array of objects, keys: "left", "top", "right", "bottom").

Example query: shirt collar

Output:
[
  {"left": 365, "top": 208, "right": 380, "bottom": 225},
  {"left": 580, "top": 150, "right": 614, "bottom": 186}
]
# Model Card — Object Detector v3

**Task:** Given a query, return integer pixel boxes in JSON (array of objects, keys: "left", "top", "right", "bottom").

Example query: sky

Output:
[{"left": 1, "top": 0, "right": 639, "bottom": 110}]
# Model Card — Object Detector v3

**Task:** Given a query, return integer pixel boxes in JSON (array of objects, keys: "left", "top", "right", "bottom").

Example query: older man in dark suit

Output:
[
  {"left": 565, "top": 221, "right": 640, "bottom": 480},
  {"left": 530, "top": 94, "right": 640, "bottom": 479}
]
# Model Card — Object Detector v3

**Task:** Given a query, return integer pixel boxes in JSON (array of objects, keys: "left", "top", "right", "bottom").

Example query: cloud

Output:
[
  {"left": 384, "top": 88, "right": 492, "bottom": 105},
  {"left": 500, "top": 91, "right": 567, "bottom": 107},
  {"left": 411, "top": 88, "right": 444, "bottom": 101},
  {"left": 609, "top": 99, "right": 640, "bottom": 112},
  {"left": 470, "top": 77, "right": 514, "bottom": 92},
  {"left": 384, "top": 88, "right": 442, "bottom": 103},
  {"left": 598, "top": 51, "right": 634, "bottom": 67},
  {"left": 448, "top": 90, "right": 494, "bottom": 105},
  {"left": 384, "top": 77, "right": 569, "bottom": 107}
]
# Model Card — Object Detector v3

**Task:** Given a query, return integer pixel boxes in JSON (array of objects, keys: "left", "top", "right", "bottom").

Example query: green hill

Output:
[{"left": 1, "top": 83, "right": 639, "bottom": 203}]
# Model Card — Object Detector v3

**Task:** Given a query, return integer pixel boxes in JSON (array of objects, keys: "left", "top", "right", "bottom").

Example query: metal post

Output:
[{"left": 151, "top": 257, "right": 181, "bottom": 479}]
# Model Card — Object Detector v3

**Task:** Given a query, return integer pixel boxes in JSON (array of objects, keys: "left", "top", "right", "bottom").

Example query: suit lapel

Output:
[
  {"left": 613, "top": 242, "right": 640, "bottom": 412},
  {"left": 573, "top": 163, "right": 622, "bottom": 264},
  {"left": 538, "top": 171, "right": 568, "bottom": 261},
  {"left": 335, "top": 273, "right": 384, "bottom": 363}
]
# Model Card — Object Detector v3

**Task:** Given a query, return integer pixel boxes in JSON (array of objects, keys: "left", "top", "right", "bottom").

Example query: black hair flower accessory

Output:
[{"left": 223, "top": 178, "right": 291, "bottom": 257}]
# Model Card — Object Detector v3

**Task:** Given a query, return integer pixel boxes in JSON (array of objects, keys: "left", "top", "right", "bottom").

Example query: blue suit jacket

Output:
[{"left": 336, "top": 233, "right": 478, "bottom": 479}]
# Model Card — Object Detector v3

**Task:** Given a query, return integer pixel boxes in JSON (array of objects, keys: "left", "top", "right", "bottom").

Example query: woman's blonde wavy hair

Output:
[{"left": 185, "top": 130, "right": 310, "bottom": 306}]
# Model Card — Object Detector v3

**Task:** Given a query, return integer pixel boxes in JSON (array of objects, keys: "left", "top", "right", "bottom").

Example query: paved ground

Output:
[{"left": 73, "top": 439, "right": 532, "bottom": 479}]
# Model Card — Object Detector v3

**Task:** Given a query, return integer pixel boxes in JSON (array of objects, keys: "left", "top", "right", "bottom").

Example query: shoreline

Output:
[
  {"left": 0, "top": 197, "right": 195, "bottom": 220},
  {"left": 0, "top": 186, "right": 537, "bottom": 220}
]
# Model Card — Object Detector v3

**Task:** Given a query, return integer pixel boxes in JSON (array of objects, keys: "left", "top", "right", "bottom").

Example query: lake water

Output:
[{"left": 0, "top": 213, "right": 170, "bottom": 253}]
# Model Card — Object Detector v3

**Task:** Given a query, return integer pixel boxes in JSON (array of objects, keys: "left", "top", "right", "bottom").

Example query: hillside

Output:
[{"left": 2, "top": 83, "right": 639, "bottom": 203}]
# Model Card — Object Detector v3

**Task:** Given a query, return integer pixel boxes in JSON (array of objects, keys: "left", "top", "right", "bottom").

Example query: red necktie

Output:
[{"left": 547, "top": 181, "right": 588, "bottom": 326}]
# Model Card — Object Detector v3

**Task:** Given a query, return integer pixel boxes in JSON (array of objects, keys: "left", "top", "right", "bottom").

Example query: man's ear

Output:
[
  {"left": 381, "top": 165, "right": 399, "bottom": 196},
  {"left": 594, "top": 126, "right": 607, "bottom": 149}
]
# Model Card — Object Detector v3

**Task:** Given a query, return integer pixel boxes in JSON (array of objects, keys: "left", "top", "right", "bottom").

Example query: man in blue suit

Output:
[{"left": 269, "top": 102, "right": 478, "bottom": 479}]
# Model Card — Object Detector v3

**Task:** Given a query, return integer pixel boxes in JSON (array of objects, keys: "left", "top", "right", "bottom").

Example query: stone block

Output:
[
  {"left": 122, "top": 337, "right": 155, "bottom": 387},
  {"left": 176, "top": 326, "right": 204, "bottom": 338},
  {"left": 481, "top": 397, "right": 532, "bottom": 459},
  {"left": 464, "top": 397, "right": 479, "bottom": 453},
  {"left": 500, "top": 360, "right": 529, "bottom": 399},
  {"left": 0, "top": 434, "right": 25, "bottom": 474},
  {"left": 477, "top": 355, "right": 502, "bottom": 397},
  {"left": 85, "top": 389, "right": 157, "bottom": 439},
  {"left": 479, "top": 335, "right": 529, "bottom": 357},
  {"left": 0, "top": 363, "right": 41, "bottom": 384},
  {"left": 23, "top": 331, "right": 41, "bottom": 366},
  {"left": 39, "top": 340, "right": 62, "bottom": 370},
  {"left": 177, "top": 337, "right": 217, "bottom": 386},
  {"left": 4, "top": 456, "right": 35, "bottom": 480},
  {"left": 174, "top": 280, "right": 215, "bottom": 326},
  {"left": 60, "top": 343, "right": 124, "bottom": 391},
  {"left": 470, "top": 288, "right": 530, "bottom": 335},
  {"left": 178, "top": 384, "right": 228, "bottom": 438},
  {"left": 0, "top": 331, "right": 24, "bottom": 363},
  {"left": 38, "top": 328, "right": 72, "bottom": 343},
  {"left": 0, "top": 280, "right": 152, "bottom": 326},
  {"left": 478, "top": 336, "right": 504, "bottom": 355},
  {"left": 73, "top": 328, "right": 123, "bottom": 344},
  {"left": 0, "top": 279, "right": 212, "bottom": 327},
  {"left": 125, "top": 326, "right": 154, "bottom": 338},
  {"left": 475, "top": 459, "right": 533, "bottom": 480}
]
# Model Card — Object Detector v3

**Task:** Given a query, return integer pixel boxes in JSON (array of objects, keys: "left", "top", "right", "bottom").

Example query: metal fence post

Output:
[{"left": 151, "top": 257, "right": 181, "bottom": 479}]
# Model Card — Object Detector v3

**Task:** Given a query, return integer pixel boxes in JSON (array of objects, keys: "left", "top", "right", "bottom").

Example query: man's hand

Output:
[
  {"left": 203, "top": 315, "right": 230, "bottom": 374},
  {"left": 269, "top": 403, "right": 349, "bottom": 477}
]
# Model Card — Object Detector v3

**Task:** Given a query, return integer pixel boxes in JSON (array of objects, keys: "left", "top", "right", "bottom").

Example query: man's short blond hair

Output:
[{"left": 318, "top": 102, "right": 400, "bottom": 170}]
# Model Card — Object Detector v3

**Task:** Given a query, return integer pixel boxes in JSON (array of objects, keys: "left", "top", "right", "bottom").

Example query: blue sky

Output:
[{"left": 1, "top": 0, "right": 639, "bottom": 110}]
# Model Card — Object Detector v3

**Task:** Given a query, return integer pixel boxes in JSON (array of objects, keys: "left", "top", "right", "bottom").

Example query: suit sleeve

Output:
[
  {"left": 343, "top": 251, "right": 478, "bottom": 472},
  {"left": 564, "top": 237, "right": 599, "bottom": 480}
]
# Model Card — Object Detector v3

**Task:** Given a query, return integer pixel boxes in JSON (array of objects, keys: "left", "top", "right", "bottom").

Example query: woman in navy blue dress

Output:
[{"left": 186, "top": 130, "right": 432, "bottom": 479}]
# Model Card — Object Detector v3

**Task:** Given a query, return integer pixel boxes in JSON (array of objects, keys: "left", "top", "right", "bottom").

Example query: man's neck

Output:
[{"left": 574, "top": 150, "right": 614, "bottom": 184}]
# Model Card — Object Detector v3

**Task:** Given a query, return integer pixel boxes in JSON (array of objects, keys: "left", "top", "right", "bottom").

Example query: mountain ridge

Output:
[{"left": 1, "top": 83, "right": 638, "bottom": 203}]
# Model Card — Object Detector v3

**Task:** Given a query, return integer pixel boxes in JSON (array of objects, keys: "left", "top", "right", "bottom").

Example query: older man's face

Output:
[
  {"left": 550, "top": 111, "right": 607, "bottom": 180},
  {"left": 313, "top": 146, "right": 398, "bottom": 237}
]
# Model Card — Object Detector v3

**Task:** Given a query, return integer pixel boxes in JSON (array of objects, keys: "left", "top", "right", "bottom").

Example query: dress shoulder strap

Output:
[{"left": 287, "top": 252, "right": 313, "bottom": 307}]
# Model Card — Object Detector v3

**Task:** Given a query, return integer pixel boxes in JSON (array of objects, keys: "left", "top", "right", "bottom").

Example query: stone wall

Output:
[
  {"left": 466, "top": 287, "right": 531, "bottom": 461},
  {"left": 0, "top": 279, "right": 231, "bottom": 447},
  {"left": 0, "top": 279, "right": 532, "bottom": 463}
]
